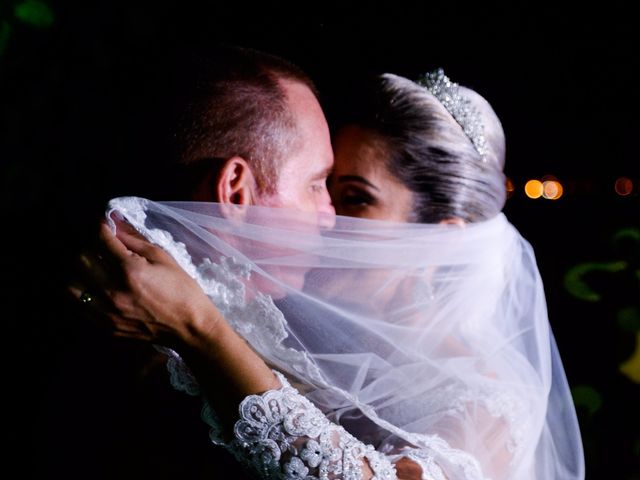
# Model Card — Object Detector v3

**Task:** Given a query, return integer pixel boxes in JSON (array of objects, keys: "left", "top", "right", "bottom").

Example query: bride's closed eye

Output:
[
  {"left": 329, "top": 174, "right": 381, "bottom": 216},
  {"left": 337, "top": 186, "right": 376, "bottom": 208}
]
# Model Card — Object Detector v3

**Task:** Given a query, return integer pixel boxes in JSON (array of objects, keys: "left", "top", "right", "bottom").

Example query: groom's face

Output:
[
  {"left": 245, "top": 79, "right": 336, "bottom": 293},
  {"left": 259, "top": 79, "right": 336, "bottom": 230}
]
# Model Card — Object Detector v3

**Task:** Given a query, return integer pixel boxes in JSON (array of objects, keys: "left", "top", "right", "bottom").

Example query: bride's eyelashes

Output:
[{"left": 339, "top": 187, "right": 375, "bottom": 207}]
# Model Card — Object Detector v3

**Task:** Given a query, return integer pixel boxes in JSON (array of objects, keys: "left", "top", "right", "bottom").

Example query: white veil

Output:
[{"left": 107, "top": 196, "right": 584, "bottom": 480}]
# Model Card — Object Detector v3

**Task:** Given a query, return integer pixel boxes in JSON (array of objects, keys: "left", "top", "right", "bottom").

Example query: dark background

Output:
[{"left": 2, "top": 1, "right": 638, "bottom": 478}]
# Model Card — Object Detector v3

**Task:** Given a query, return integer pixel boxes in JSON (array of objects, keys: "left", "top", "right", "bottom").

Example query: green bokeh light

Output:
[
  {"left": 0, "top": 21, "right": 11, "bottom": 55},
  {"left": 563, "top": 261, "right": 627, "bottom": 302},
  {"left": 14, "top": 1, "right": 54, "bottom": 28},
  {"left": 618, "top": 307, "right": 640, "bottom": 332},
  {"left": 571, "top": 385, "right": 603, "bottom": 419},
  {"left": 613, "top": 227, "right": 640, "bottom": 245}
]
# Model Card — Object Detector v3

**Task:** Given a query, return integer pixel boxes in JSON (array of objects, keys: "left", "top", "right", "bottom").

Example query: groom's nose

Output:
[
  {"left": 317, "top": 210, "right": 336, "bottom": 230},
  {"left": 316, "top": 192, "right": 336, "bottom": 230}
]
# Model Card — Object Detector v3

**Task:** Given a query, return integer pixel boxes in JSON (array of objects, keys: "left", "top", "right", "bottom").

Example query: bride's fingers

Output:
[
  {"left": 112, "top": 330, "right": 154, "bottom": 342},
  {"left": 67, "top": 287, "right": 150, "bottom": 339},
  {"left": 99, "top": 220, "right": 138, "bottom": 264},
  {"left": 66, "top": 284, "right": 127, "bottom": 336},
  {"left": 110, "top": 216, "right": 168, "bottom": 263},
  {"left": 107, "top": 316, "right": 156, "bottom": 341},
  {"left": 69, "top": 245, "right": 127, "bottom": 302},
  {"left": 67, "top": 284, "right": 115, "bottom": 314},
  {"left": 108, "top": 317, "right": 146, "bottom": 334},
  {"left": 77, "top": 249, "right": 111, "bottom": 283}
]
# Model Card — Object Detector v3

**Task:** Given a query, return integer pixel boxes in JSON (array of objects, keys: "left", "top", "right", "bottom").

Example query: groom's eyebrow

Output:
[
  {"left": 337, "top": 175, "right": 380, "bottom": 191},
  {"left": 313, "top": 167, "right": 333, "bottom": 180}
]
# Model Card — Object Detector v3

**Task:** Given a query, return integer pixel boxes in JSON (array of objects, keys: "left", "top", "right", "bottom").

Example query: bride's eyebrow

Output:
[{"left": 337, "top": 175, "right": 380, "bottom": 191}]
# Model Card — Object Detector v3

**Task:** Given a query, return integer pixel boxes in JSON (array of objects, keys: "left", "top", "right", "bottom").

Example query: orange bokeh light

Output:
[
  {"left": 506, "top": 178, "right": 515, "bottom": 198},
  {"left": 524, "top": 180, "right": 543, "bottom": 199},
  {"left": 615, "top": 177, "right": 633, "bottom": 196},
  {"left": 543, "top": 180, "right": 563, "bottom": 200}
]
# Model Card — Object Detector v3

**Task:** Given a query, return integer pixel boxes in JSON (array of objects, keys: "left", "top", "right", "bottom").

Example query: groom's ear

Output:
[{"left": 216, "top": 156, "right": 258, "bottom": 205}]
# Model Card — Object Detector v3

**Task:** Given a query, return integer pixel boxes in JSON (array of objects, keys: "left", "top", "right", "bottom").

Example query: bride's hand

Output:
[{"left": 69, "top": 216, "right": 224, "bottom": 349}]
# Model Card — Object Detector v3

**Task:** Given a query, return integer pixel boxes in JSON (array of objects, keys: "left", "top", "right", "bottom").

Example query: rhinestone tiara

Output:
[{"left": 417, "top": 68, "right": 488, "bottom": 161}]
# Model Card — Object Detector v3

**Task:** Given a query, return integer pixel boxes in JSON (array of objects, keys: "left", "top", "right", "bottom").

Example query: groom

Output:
[
  {"left": 170, "top": 45, "right": 334, "bottom": 221},
  {"left": 69, "top": 44, "right": 336, "bottom": 474},
  {"left": 73, "top": 45, "right": 336, "bottom": 332}
]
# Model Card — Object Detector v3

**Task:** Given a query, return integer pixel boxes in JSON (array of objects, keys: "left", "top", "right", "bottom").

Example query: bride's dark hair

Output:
[{"left": 337, "top": 73, "right": 507, "bottom": 223}]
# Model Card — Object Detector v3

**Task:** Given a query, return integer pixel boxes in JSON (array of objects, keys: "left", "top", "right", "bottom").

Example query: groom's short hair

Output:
[{"left": 175, "top": 45, "right": 318, "bottom": 194}]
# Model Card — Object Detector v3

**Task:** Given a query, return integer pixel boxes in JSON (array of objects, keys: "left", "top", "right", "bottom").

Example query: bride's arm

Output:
[
  {"left": 86, "top": 219, "right": 279, "bottom": 428},
  {"left": 79, "top": 219, "right": 428, "bottom": 479}
]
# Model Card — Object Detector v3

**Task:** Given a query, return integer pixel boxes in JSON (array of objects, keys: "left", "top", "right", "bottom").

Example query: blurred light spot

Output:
[
  {"left": 571, "top": 385, "right": 602, "bottom": 419},
  {"left": 613, "top": 227, "right": 640, "bottom": 244},
  {"left": 14, "top": 1, "right": 54, "bottom": 28},
  {"left": 505, "top": 177, "right": 515, "bottom": 199},
  {"left": 613, "top": 228, "right": 640, "bottom": 258},
  {"left": 615, "top": 177, "right": 633, "bottom": 196},
  {"left": 563, "top": 261, "right": 628, "bottom": 302},
  {"left": 543, "top": 180, "right": 563, "bottom": 200},
  {"left": 524, "top": 179, "right": 543, "bottom": 199},
  {"left": 617, "top": 307, "right": 640, "bottom": 332},
  {"left": 0, "top": 21, "right": 10, "bottom": 56},
  {"left": 619, "top": 333, "right": 640, "bottom": 383}
]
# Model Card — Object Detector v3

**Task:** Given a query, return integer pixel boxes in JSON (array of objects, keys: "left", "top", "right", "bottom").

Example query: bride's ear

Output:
[
  {"left": 439, "top": 217, "right": 465, "bottom": 227},
  {"left": 216, "top": 156, "right": 258, "bottom": 206}
]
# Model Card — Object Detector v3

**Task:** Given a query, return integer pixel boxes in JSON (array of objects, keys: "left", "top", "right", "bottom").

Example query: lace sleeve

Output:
[
  {"left": 154, "top": 345, "right": 201, "bottom": 396},
  {"left": 202, "top": 371, "right": 396, "bottom": 480}
]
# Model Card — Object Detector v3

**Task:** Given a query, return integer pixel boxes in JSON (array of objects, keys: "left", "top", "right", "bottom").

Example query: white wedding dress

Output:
[{"left": 108, "top": 196, "right": 585, "bottom": 480}]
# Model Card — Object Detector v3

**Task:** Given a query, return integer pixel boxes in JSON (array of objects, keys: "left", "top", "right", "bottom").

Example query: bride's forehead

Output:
[{"left": 333, "top": 128, "right": 385, "bottom": 164}]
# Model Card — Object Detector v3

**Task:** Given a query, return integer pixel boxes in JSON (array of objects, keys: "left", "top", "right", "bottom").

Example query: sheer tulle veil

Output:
[{"left": 107, "top": 196, "right": 584, "bottom": 480}]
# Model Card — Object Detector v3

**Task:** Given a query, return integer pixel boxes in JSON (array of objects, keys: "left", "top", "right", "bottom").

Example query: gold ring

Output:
[{"left": 80, "top": 291, "right": 93, "bottom": 303}]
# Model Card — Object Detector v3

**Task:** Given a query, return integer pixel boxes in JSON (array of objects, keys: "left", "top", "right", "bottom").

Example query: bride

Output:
[{"left": 72, "top": 69, "right": 584, "bottom": 479}]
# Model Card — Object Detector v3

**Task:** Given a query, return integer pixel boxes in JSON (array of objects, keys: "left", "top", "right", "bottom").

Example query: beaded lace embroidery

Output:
[{"left": 219, "top": 371, "right": 397, "bottom": 480}]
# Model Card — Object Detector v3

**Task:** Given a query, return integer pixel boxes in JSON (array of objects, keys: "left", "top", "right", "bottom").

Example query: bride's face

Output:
[
  {"left": 320, "top": 125, "right": 425, "bottom": 312},
  {"left": 329, "top": 125, "right": 415, "bottom": 222}
]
